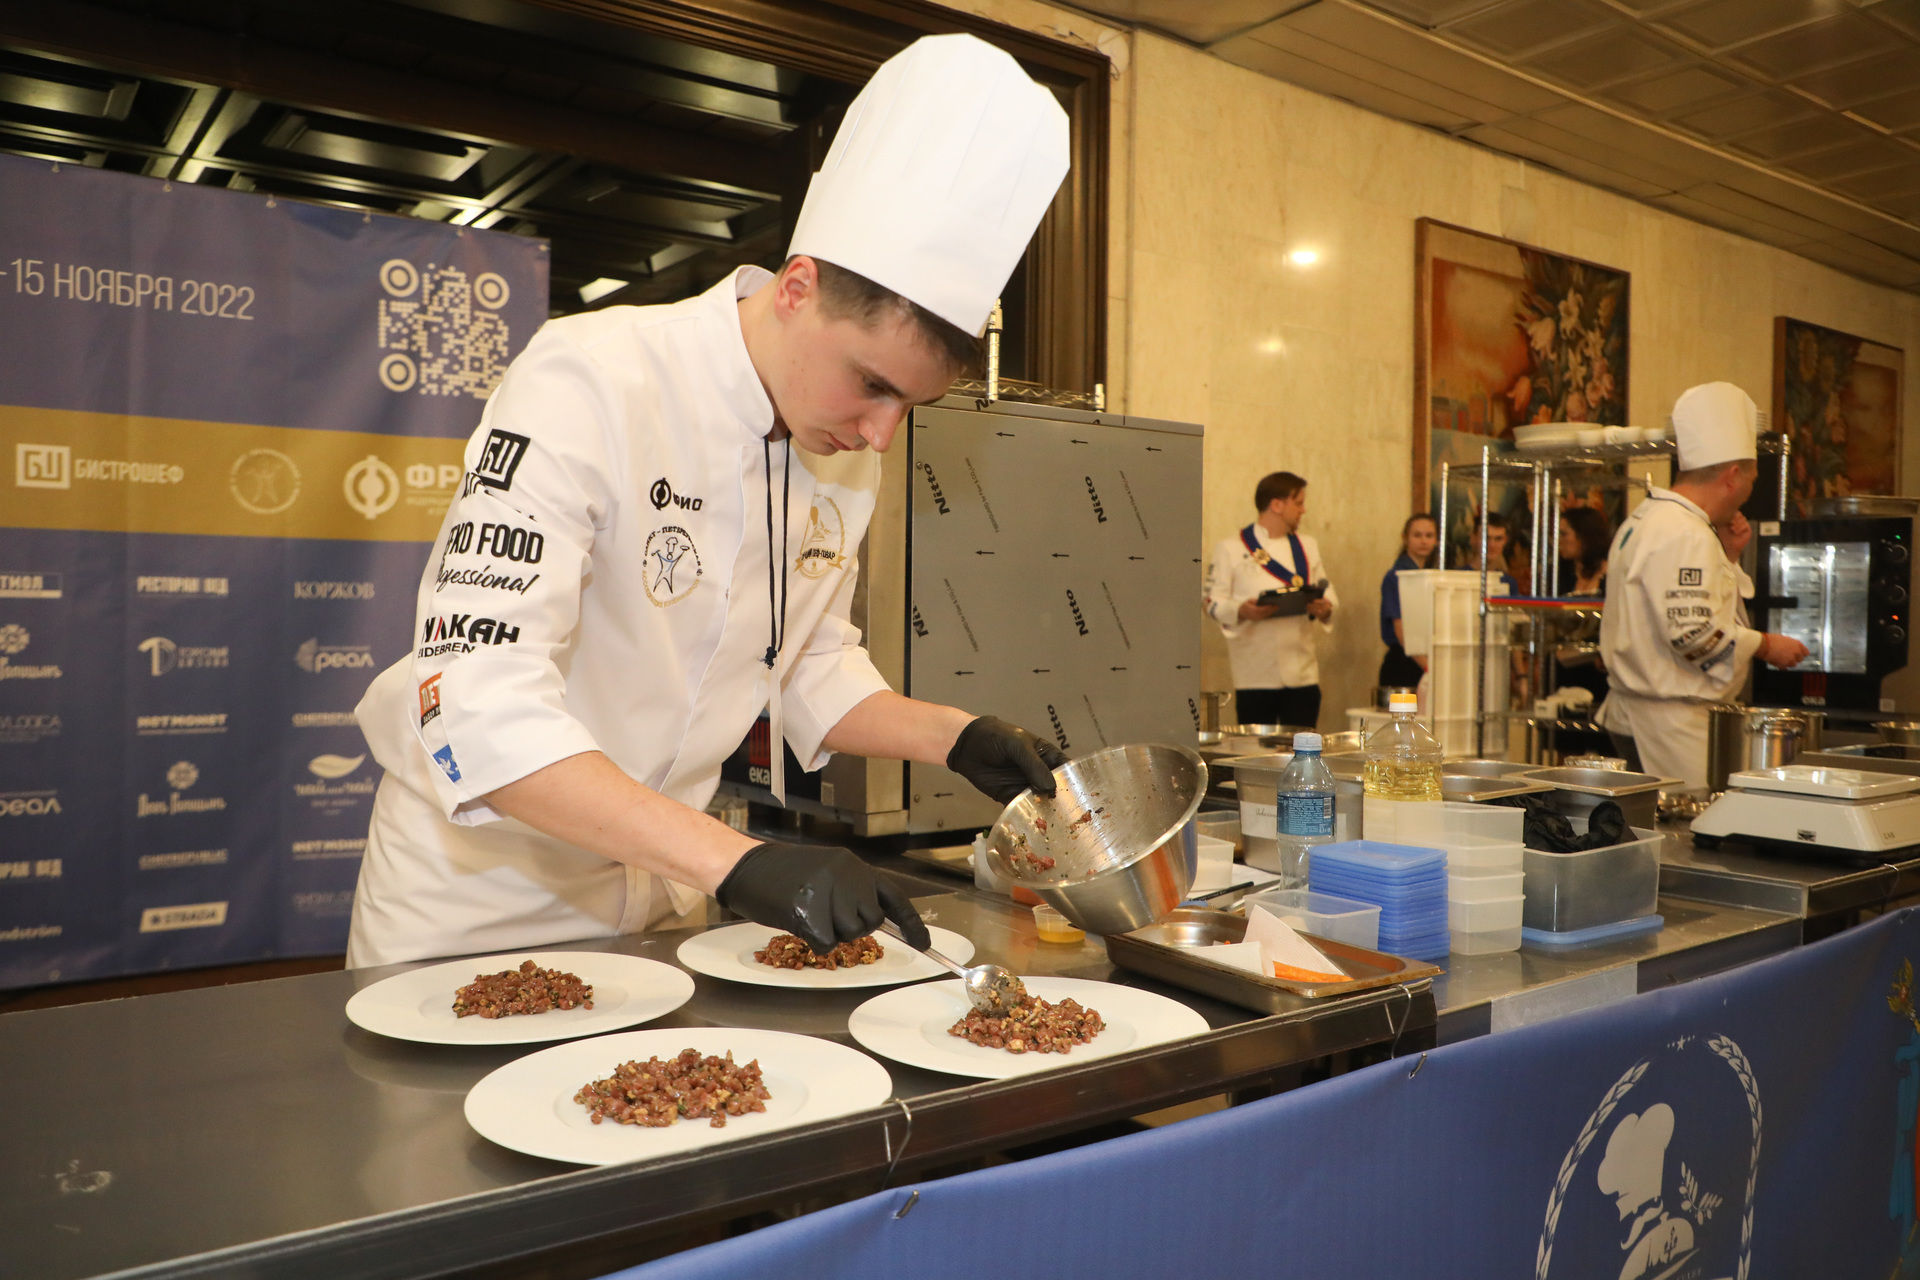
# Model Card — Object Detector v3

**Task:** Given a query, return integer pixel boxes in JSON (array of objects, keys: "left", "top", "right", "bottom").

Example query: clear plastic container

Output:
[
  {"left": 1274, "top": 732, "right": 1336, "bottom": 889},
  {"left": 1032, "top": 903, "right": 1085, "bottom": 944},
  {"left": 1363, "top": 692, "right": 1443, "bottom": 812},
  {"left": 1447, "top": 866, "right": 1525, "bottom": 902},
  {"left": 1521, "top": 827, "right": 1662, "bottom": 932},
  {"left": 1450, "top": 924, "right": 1523, "bottom": 955},
  {"left": 1441, "top": 833, "right": 1525, "bottom": 870},
  {"left": 1448, "top": 895, "right": 1524, "bottom": 931},
  {"left": 1242, "top": 888, "right": 1381, "bottom": 950}
]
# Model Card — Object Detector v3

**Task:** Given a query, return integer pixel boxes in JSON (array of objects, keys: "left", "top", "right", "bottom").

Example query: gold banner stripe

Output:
[{"left": 3, "top": 405, "right": 465, "bottom": 542}]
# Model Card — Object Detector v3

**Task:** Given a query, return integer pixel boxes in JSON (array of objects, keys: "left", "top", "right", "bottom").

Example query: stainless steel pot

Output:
[
  {"left": 1876, "top": 720, "right": 1920, "bottom": 746},
  {"left": 1706, "top": 704, "right": 1823, "bottom": 793},
  {"left": 986, "top": 743, "right": 1207, "bottom": 936}
]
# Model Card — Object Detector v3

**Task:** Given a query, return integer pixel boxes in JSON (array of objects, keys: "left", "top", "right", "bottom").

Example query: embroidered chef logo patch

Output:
[
  {"left": 795, "top": 496, "right": 846, "bottom": 579},
  {"left": 644, "top": 525, "right": 702, "bottom": 606},
  {"left": 469, "top": 429, "right": 529, "bottom": 492},
  {"left": 1679, "top": 568, "right": 1703, "bottom": 586},
  {"left": 418, "top": 673, "right": 443, "bottom": 726}
]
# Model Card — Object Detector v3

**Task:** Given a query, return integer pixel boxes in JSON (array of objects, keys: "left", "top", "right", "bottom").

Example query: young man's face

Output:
[
  {"left": 1485, "top": 526, "right": 1508, "bottom": 565},
  {"left": 767, "top": 264, "right": 957, "bottom": 456},
  {"left": 1270, "top": 488, "right": 1307, "bottom": 529}
]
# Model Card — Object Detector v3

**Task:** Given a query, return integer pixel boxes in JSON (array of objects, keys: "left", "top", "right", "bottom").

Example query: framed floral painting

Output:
[
  {"left": 1771, "top": 317, "right": 1902, "bottom": 513},
  {"left": 1414, "top": 219, "right": 1630, "bottom": 567}
]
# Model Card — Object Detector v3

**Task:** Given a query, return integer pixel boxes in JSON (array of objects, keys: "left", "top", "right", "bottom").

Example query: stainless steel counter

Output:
[
  {"left": 1660, "top": 831, "right": 1920, "bottom": 919},
  {"left": 0, "top": 876, "right": 1431, "bottom": 1280}
]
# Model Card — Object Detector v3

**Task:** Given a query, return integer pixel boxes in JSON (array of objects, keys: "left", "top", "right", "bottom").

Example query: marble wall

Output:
[{"left": 935, "top": 1, "right": 1920, "bottom": 733}]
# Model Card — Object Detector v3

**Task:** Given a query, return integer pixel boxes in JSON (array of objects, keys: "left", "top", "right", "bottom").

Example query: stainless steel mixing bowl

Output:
[{"left": 985, "top": 743, "right": 1207, "bottom": 936}]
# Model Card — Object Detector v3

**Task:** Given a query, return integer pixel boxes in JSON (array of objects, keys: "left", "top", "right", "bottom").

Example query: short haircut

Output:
[
  {"left": 800, "top": 256, "right": 982, "bottom": 376},
  {"left": 1478, "top": 512, "right": 1509, "bottom": 532},
  {"left": 1675, "top": 458, "right": 1754, "bottom": 487},
  {"left": 1255, "top": 471, "right": 1307, "bottom": 511}
]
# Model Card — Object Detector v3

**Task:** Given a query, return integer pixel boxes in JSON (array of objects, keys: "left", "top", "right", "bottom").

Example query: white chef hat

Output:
[
  {"left": 787, "top": 33, "right": 1070, "bottom": 337},
  {"left": 1671, "top": 381, "right": 1758, "bottom": 471}
]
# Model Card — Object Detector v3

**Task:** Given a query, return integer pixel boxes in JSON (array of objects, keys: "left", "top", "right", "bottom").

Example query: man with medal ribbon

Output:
[{"left": 1204, "top": 471, "right": 1338, "bottom": 729}]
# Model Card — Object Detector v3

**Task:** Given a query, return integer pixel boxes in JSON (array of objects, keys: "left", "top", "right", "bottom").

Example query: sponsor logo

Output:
[
  {"left": 230, "top": 447, "right": 302, "bottom": 515},
  {"left": 0, "top": 713, "right": 61, "bottom": 744},
  {"left": 470, "top": 429, "right": 529, "bottom": 492},
  {"left": 795, "top": 497, "right": 847, "bottom": 579},
  {"left": 135, "top": 713, "right": 227, "bottom": 737},
  {"left": 0, "top": 624, "right": 61, "bottom": 679},
  {"left": 297, "top": 753, "right": 376, "bottom": 811},
  {"left": 136, "top": 761, "right": 227, "bottom": 818},
  {"left": 434, "top": 563, "right": 541, "bottom": 595},
  {"left": 138, "top": 635, "right": 230, "bottom": 675},
  {"left": 17, "top": 443, "right": 69, "bottom": 488},
  {"left": 1066, "top": 588, "right": 1090, "bottom": 636},
  {"left": 432, "top": 744, "right": 461, "bottom": 782},
  {"left": 343, "top": 454, "right": 401, "bottom": 519},
  {"left": 911, "top": 604, "right": 928, "bottom": 638},
  {"left": 138, "top": 901, "right": 229, "bottom": 932},
  {"left": 138, "top": 849, "right": 228, "bottom": 870},
  {"left": 290, "top": 837, "right": 365, "bottom": 861},
  {"left": 294, "top": 638, "right": 374, "bottom": 672},
  {"left": 290, "top": 889, "right": 356, "bottom": 917},
  {"left": 644, "top": 525, "right": 702, "bottom": 606},
  {"left": 419, "top": 613, "right": 521, "bottom": 657},
  {"left": 294, "top": 580, "right": 375, "bottom": 600},
  {"left": 0, "top": 571, "right": 62, "bottom": 599},
  {"left": 0, "top": 858, "right": 63, "bottom": 881},
  {"left": 419, "top": 673, "right": 442, "bottom": 725},
  {"left": 1679, "top": 567, "right": 1703, "bottom": 586},
  {"left": 0, "top": 789, "right": 61, "bottom": 817},
  {"left": 16, "top": 442, "right": 182, "bottom": 488},
  {"left": 917, "top": 461, "right": 950, "bottom": 514},
  {"left": 1047, "top": 704, "right": 1070, "bottom": 752},
  {"left": 649, "top": 477, "right": 704, "bottom": 512},
  {"left": 0, "top": 923, "right": 61, "bottom": 941},
  {"left": 443, "top": 520, "right": 543, "bottom": 564},
  {"left": 1085, "top": 475, "right": 1108, "bottom": 523},
  {"left": 292, "top": 710, "right": 358, "bottom": 728},
  {"left": 135, "top": 575, "right": 228, "bottom": 597}
]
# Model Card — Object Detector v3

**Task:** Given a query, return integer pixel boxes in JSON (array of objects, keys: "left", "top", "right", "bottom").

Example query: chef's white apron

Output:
[{"left": 1603, "top": 690, "right": 1712, "bottom": 791}]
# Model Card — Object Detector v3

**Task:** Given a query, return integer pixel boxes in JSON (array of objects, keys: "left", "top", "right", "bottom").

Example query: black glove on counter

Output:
[
  {"left": 946, "top": 715, "right": 1067, "bottom": 805},
  {"left": 716, "top": 842, "right": 929, "bottom": 954}
]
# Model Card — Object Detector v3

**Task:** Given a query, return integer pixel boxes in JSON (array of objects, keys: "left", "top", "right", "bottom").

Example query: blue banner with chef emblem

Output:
[
  {"left": 615, "top": 908, "right": 1920, "bottom": 1280},
  {"left": 0, "top": 154, "right": 547, "bottom": 988}
]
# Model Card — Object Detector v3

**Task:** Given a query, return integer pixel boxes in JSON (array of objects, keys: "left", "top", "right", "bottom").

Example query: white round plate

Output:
[
  {"left": 463, "top": 1027, "right": 893, "bottom": 1165},
  {"left": 675, "top": 923, "right": 975, "bottom": 990},
  {"left": 345, "top": 950, "right": 695, "bottom": 1045},
  {"left": 846, "top": 976, "right": 1209, "bottom": 1080}
]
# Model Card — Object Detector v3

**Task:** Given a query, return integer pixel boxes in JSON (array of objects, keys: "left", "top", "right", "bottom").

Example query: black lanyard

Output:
[{"left": 763, "top": 438, "right": 790, "bottom": 669}]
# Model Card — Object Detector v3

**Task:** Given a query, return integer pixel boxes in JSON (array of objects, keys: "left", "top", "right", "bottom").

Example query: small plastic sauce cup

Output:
[{"left": 1032, "top": 903, "right": 1085, "bottom": 944}]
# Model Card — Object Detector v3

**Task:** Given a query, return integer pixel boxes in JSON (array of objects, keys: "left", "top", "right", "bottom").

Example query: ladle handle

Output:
[{"left": 877, "top": 921, "right": 962, "bottom": 976}]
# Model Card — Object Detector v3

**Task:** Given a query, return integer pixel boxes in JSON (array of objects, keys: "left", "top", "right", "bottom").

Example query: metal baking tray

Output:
[{"left": 1106, "top": 908, "right": 1441, "bottom": 1010}]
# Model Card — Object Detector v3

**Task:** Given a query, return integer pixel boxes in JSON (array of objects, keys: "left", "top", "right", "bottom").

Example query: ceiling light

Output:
[
  {"left": 1287, "top": 248, "right": 1319, "bottom": 267},
  {"left": 577, "top": 277, "right": 628, "bottom": 305}
]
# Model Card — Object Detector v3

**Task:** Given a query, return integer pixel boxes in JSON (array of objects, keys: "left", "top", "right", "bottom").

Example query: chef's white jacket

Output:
[
  {"left": 348, "top": 267, "right": 889, "bottom": 967},
  {"left": 1598, "top": 489, "right": 1763, "bottom": 789},
  {"left": 1204, "top": 527, "right": 1337, "bottom": 690}
]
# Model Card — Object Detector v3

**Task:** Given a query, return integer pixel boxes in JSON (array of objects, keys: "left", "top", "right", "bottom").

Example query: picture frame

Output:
[{"left": 1771, "top": 316, "right": 1903, "bottom": 513}]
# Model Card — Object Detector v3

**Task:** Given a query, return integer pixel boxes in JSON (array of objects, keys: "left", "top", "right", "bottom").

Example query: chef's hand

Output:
[
  {"left": 1760, "top": 633, "right": 1810, "bottom": 668},
  {"left": 1237, "top": 599, "right": 1280, "bottom": 621},
  {"left": 947, "top": 715, "right": 1066, "bottom": 804},
  {"left": 1306, "top": 598, "right": 1333, "bottom": 621},
  {"left": 716, "top": 843, "right": 928, "bottom": 954}
]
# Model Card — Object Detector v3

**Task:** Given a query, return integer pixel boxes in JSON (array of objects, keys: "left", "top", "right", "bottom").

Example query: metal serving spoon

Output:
[{"left": 878, "top": 922, "right": 1028, "bottom": 1016}]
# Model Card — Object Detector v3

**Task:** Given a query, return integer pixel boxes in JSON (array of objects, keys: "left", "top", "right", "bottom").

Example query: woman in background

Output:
[
  {"left": 1378, "top": 512, "right": 1438, "bottom": 690},
  {"left": 1549, "top": 505, "right": 1613, "bottom": 754},
  {"left": 1558, "top": 505, "right": 1611, "bottom": 596}
]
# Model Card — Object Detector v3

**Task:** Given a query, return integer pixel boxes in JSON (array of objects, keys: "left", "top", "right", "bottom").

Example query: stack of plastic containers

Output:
[
  {"left": 1398, "top": 800, "right": 1527, "bottom": 955},
  {"left": 1306, "top": 840, "right": 1450, "bottom": 962}
]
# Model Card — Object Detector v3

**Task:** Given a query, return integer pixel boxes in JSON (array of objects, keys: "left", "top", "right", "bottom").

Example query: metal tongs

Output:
[{"left": 878, "top": 921, "right": 1028, "bottom": 1015}]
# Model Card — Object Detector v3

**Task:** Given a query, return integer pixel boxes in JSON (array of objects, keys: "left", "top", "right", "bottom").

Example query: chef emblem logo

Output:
[
  {"left": 230, "top": 448, "right": 302, "bottom": 515},
  {"left": 644, "top": 525, "right": 702, "bottom": 607},
  {"left": 795, "top": 496, "right": 846, "bottom": 579},
  {"left": 1537, "top": 1034, "right": 1759, "bottom": 1280}
]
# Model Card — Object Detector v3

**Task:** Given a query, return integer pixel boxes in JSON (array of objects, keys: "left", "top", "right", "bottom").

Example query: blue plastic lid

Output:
[
  {"left": 1312, "top": 840, "right": 1447, "bottom": 873},
  {"left": 1520, "top": 915, "right": 1664, "bottom": 949}
]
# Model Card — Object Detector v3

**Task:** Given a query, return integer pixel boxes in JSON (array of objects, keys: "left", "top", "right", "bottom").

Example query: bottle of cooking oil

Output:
[{"left": 1363, "top": 691, "right": 1442, "bottom": 835}]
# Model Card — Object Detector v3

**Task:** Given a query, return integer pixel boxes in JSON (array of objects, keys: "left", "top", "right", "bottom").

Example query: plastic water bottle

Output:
[
  {"left": 1274, "top": 731, "right": 1336, "bottom": 889},
  {"left": 1363, "top": 692, "right": 1443, "bottom": 836}
]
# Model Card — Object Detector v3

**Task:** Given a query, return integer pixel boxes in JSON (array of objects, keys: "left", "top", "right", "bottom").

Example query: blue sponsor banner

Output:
[
  {"left": 0, "top": 154, "right": 547, "bottom": 987},
  {"left": 615, "top": 909, "right": 1920, "bottom": 1280}
]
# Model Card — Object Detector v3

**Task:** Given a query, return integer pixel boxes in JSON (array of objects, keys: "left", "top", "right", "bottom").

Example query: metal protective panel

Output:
[{"left": 903, "top": 402, "right": 1202, "bottom": 833}]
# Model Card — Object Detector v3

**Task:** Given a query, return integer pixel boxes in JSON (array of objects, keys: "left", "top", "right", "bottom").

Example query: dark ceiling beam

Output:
[{"left": 0, "top": 0, "right": 781, "bottom": 191}]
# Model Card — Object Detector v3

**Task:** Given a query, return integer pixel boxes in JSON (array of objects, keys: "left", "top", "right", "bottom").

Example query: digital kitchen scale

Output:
[{"left": 1691, "top": 765, "right": 1920, "bottom": 862}]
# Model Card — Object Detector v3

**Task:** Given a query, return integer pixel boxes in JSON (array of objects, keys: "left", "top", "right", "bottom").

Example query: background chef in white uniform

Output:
[
  {"left": 1597, "top": 382, "right": 1809, "bottom": 789},
  {"left": 346, "top": 34, "right": 1070, "bottom": 968}
]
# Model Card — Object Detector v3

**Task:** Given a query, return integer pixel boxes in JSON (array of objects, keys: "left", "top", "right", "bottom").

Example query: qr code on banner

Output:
[{"left": 375, "top": 260, "right": 513, "bottom": 400}]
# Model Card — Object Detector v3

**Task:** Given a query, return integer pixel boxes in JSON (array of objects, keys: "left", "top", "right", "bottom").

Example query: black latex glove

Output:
[
  {"left": 946, "top": 716, "right": 1067, "bottom": 805},
  {"left": 716, "top": 842, "right": 929, "bottom": 954}
]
